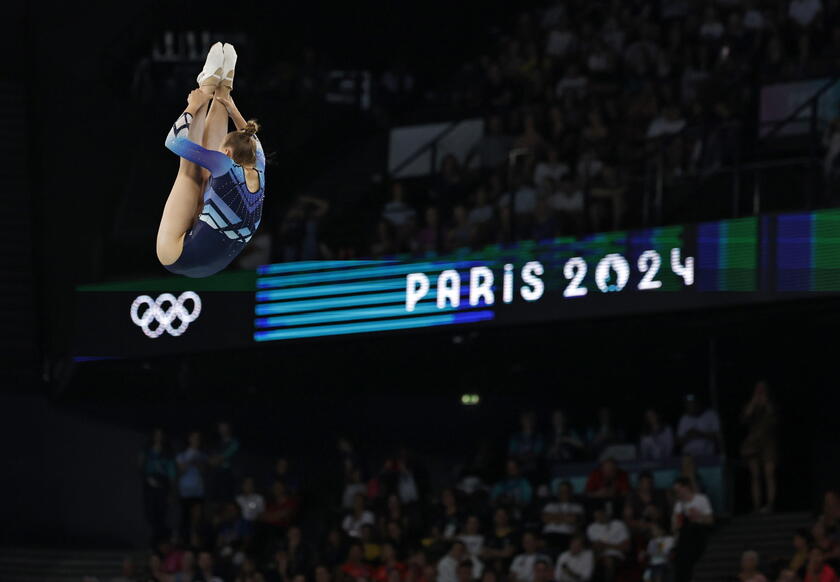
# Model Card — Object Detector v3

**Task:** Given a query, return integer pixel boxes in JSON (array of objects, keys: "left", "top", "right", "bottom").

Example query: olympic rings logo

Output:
[{"left": 130, "top": 292, "right": 202, "bottom": 338}]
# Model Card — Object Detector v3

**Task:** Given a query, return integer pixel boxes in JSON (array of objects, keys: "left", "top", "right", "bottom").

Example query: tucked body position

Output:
[{"left": 157, "top": 42, "right": 266, "bottom": 278}]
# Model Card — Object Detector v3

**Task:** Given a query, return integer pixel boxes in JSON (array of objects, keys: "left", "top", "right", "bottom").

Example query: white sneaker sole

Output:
[
  {"left": 197, "top": 42, "right": 224, "bottom": 87},
  {"left": 221, "top": 43, "right": 237, "bottom": 89}
]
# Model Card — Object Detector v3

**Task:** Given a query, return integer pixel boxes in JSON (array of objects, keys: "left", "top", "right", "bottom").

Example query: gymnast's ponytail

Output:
[
  {"left": 242, "top": 119, "right": 260, "bottom": 137},
  {"left": 223, "top": 119, "right": 260, "bottom": 166}
]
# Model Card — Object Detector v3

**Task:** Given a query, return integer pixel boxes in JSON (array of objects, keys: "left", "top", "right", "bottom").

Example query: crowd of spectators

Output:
[
  {"left": 727, "top": 489, "right": 840, "bottom": 582},
  {"left": 258, "top": 0, "right": 840, "bottom": 263},
  {"left": 101, "top": 395, "right": 730, "bottom": 582}
]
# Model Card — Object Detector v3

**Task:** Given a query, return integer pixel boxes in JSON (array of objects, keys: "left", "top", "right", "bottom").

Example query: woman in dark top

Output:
[{"left": 741, "top": 380, "right": 779, "bottom": 513}]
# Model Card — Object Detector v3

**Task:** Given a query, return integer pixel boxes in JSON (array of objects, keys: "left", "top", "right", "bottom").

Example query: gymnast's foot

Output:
[
  {"left": 221, "top": 43, "right": 237, "bottom": 90},
  {"left": 197, "top": 42, "right": 224, "bottom": 88}
]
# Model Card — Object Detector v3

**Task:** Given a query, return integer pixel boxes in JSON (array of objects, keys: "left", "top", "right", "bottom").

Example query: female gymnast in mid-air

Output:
[{"left": 157, "top": 42, "right": 266, "bottom": 278}]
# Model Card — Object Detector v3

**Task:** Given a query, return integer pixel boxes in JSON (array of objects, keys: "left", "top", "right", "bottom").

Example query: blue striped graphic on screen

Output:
[{"left": 254, "top": 260, "right": 495, "bottom": 342}]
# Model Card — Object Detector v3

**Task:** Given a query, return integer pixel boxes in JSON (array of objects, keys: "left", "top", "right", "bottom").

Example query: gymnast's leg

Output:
[
  {"left": 156, "top": 97, "right": 211, "bottom": 266},
  {"left": 156, "top": 45, "right": 223, "bottom": 266}
]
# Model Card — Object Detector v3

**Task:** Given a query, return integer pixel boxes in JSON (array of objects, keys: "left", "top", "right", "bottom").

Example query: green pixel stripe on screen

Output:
[
  {"left": 719, "top": 217, "right": 758, "bottom": 291},
  {"left": 812, "top": 209, "right": 840, "bottom": 291},
  {"left": 76, "top": 269, "right": 257, "bottom": 292}
]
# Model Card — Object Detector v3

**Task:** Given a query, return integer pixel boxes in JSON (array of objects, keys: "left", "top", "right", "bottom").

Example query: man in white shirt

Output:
[
  {"left": 676, "top": 395, "right": 722, "bottom": 457},
  {"left": 586, "top": 504, "right": 629, "bottom": 582},
  {"left": 555, "top": 535, "right": 594, "bottom": 582},
  {"left": 542, "top": 480, "right": 584, "bottom": 550},
  {"left": 510, "top": 532, "right": 551, "bottom": 582},
  {"left": 672, "top": 477, "right": 714, "bottom": 582},
  {"left": 439, "top": 541, "right": 483, "bottom": 582},
  {"left": 235, "top": 476, "right": 265, "bottom": 522}
]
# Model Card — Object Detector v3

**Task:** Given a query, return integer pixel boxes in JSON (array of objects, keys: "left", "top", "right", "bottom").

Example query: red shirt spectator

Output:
[
  {"left": 373, "top": 543, "right": 407, "bottom": 582},
  {"left": 341, "top": 544, "right": 373, "bottom": 580},
  {"left": 585, "top": 459, "right": 630, "bottom": 497},
  {"left": 262, "top": 480, "right": 300, "bottom": 528},
  {"left": 804, "top": 548, "right": 839, "bottom": 582}
]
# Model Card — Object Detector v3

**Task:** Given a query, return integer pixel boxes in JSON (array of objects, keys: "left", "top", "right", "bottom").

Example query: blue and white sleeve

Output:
[{"left": 165, "top": 111, "right": 233, "bottom": 177}]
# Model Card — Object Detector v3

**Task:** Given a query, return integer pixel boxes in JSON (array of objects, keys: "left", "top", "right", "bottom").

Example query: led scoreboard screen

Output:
[{"left": 74, "top": 209, "right": 840, "bottom": 358}]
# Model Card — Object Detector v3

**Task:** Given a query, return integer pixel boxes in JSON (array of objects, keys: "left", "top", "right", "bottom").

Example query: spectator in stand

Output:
[
  {"left": 483, "top": 507, "right": 518, "bottom": 572},
  {"left": 510, "top": 532, "right": 551, "bottom": 582},
  {"left": 534, "top": 148, "right": 570, "bottom": 187},
  {"left": 439, "top": 541, "right": 483, "bottom": 582},
  {"left": 533, "top": 559, "right": 554, "bottom": 582},
  {"left": 342, "top": 468, "right": 367, "bottom": 511},
  {"left": 532, "top": 198, "right": 559, "bottom": 240},
  {"left": 804, "top": 547, "right": 839, "bottom": 582},
  {"left": 360, "top": 523, "right": 382, "bottom": 563},
  {"left": 542, "top": 480, "right": 584, "bottom": 553},
  {"left": 216, "top": 502, "right": 248, "bottom": 562},
  {"left": 236, "top": 476, "right": 265, "bottom": 530},
  {"left": 320, "top": 527, "right": 347, "bottom": 570},
  {"left": 467, "top": 187, "right": 495, "bottom": 247},
  {"left": 677, "top": 394, "right": 722, "bottom": 457},
  {"left": 415, "top": 207, "right": 442, "bottom": 255},
  {"left": 341, "top": 542, "right": 374, "bottom": 580},
  {"left": 284, "top": 525, "right": 310, "bottom": 577},
  {"left": 586, "top": 458, "right": 630, "bottom": 501},
  {"left": 789, "top": 0, "right": 823, "bottom": 62},
  {"left": 586, "top": 407, "right": 625, "bottom": 459},
  {"left": 373, "top": 542, "right": 407, "bottom": 582},
  {"left": 382, "top": 182, "right": 417, "bottom": 251},
  {"left": 110, "top": 556, "right": 137, "bottom": 582},
  {"left": 587, "top": 502, "right": 630, "bottom": 582},
  {"left": 627, "top": 471, "right": 668, "bottom": 524},
  {"left": 546, "top": 409, "right": 585, "bottom": 465},
  {"left": 195, "top": 550, "right": 224, "bottom": 582},
  {"left": 499, "top": 175, "right": 538, "bottom": 236},
  {"left": 739, "top": 550, "right": 768, "bottom": 582},
  {"left": 140, "top": 428, "right": 176, "bottom": 543},
  {"left": 209, "top": 421, "right": 240, "bottom": 502},
  {"left": 791, "top": 529, "right": 814, "bottom": 577},
  {"left": 679, "top": 454, "right": 707, "bottom": 494},
  {"left": 639, "top": 409, "right": 675, "bottom": 461},
  {"left": 672, "top": 477, "right": 714, "bottom": 582},
  {"left": 514, "top": 113, "right": 548, "bottom": 158},
  {"left": 171, "top": 551, "right": 195, "bottom": 582},
  {"left": 741, "top": 380, "right": 779, "bottom": 513},
  {"left": 555, "top": 534, "right": 594, "bottom": 582},
  {"left": 548, "top": 176, "right": 584, "bottom": 235},
  {"left": 508, "top": 410, "right": 545, "bottom": 475},
  {"left": 343, "top": 492, "right": 375, "bottom": 538},
  {"left": 147, "top": 553, "right": 167, "bottom": 582},
  {"left": 447, "top": 205, "right": 473, "bottom": 251},
  {"left": 237, "top": 557, "right": 266, "bottom": 582},
  {"left": 313, "top": 565, "right": 333, "bottom": 582},
  {"left": 468, "top": 115, "right": 513, "bottom": 171},
  {"left": 261, "top": 479, "right": 299, "bottom": 542},
  {"left": 437, "top": 488, "right": 464, "bottom": 540},
  {"left": 459, "top": 515, "right": 486, "bottom": 559},
  {"left": 491, "top": 459, "right": 533, "bottom": 509},
  {"left": 175, "top": 430, "right": 207, "bottom": 541},
  {"left": 272, "top": 457, "right": 301, "bottom": 495},
  {"left": 642, "top": 522, "right": 674, "bottom": 582}
]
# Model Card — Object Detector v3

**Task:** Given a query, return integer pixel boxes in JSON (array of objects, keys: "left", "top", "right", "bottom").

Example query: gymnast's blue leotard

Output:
[{"left": 163, "top": 111, "right": 266, "bottom": 278}]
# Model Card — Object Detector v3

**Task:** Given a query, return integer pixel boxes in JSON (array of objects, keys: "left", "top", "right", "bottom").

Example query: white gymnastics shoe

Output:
[
  {"left": 221, "top": 43, "right": 237, "bottom": 89},
  {"left": 196, "top": 42, "right": 224, "bottom": 87}
]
